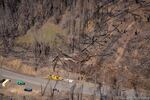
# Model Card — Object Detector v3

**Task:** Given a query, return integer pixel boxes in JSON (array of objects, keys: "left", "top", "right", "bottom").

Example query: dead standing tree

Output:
[
  {"left": 40, "top": 79, "right": 59, "bottom": 100},
  {"left": 33, "top": 39, "right": 50, "bottom": 70},
  {"left": 41, "top": 80, "right": 50, "bottom": 96},
  {"left": 76, "top": 84, "right": 83, "bottom": 100},
  {"left": 0, "top": 3, "right": 19, "bottom": 54},
  {"left": 69, "top": 83, "right": 76, "bottom": 100},
  {"left": 52, "top": 55, "right": 59, "bottom": 72},
  {"left": 0, "top": 0, "right": 37, "bottom": 54}
]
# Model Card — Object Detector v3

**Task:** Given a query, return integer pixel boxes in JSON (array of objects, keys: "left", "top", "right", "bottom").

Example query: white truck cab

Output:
[{"left": 1, "top": 79, "right": 11, "bottom": 87}]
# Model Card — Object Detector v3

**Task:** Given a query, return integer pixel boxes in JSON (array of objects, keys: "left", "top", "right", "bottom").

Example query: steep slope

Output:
[{"left": 0, "top": 0, "right": 150, "bottom": 92}]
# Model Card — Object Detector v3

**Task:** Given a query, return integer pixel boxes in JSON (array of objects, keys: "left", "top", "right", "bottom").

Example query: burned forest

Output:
[{"left": 0, "top": 0, "right": 150, "bottom": 100}]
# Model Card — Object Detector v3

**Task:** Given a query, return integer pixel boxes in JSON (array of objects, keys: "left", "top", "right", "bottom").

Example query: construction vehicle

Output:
[
  {"left": 2, "top": 79, "right": 11, "bottom": 87},
  {"left": 46, "top": 75, "right": 63, "bottom": 81}
]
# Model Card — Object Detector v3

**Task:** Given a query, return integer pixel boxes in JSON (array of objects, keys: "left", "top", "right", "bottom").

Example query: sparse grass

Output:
[
  {"left": 0, "top": 56, "right": 36, "bottom": 76},
  {"left": 8, "top": 86, "right": 40, "bottom": 96},
  {"left": 0, "top": 56, "right": 81, "bottom": 81},
  {"left": 15, "top": 19, "right": 66, "bottom": 46}
]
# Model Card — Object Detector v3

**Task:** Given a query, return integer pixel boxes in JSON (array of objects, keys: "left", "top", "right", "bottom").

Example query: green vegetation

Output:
[{"left": 15, "top": 21, "right": 66, "bottom": 46}]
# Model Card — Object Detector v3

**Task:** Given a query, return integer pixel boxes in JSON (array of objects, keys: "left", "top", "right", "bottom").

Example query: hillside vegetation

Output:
[{"left": 0, "top": 0, "right": 150, "bottom": 95}]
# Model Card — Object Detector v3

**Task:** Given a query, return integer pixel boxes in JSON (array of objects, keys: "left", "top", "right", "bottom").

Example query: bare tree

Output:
[
  {"left": 91, "top": 90, "right": 97, "bottom": 100},
  {"left": 69, "top": 83, "right": 76, "bottom": 100},
  {"left": 41, "top": 80, "right": 50, "bottom": 96},
  {"left": 76, "top": 84, "right": 83, "bottom": 100}
]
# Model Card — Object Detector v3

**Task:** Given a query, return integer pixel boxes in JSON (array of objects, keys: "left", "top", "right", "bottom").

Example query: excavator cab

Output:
[{"left": 47, "top": 75, "right": 63, "bottom": 81}]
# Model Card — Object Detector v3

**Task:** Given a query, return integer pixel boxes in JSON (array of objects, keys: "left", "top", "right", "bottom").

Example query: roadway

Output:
[
  {"left": 0, "top": 68, "right": 98, "bottom": 95},
  {"left": 0, "top": 69, "right": 148, "bottom": 99}
]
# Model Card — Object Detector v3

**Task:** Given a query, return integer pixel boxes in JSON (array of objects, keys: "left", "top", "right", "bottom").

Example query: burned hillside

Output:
[{"left": 0, "top": 0, "right": 150, "bottom": 93}]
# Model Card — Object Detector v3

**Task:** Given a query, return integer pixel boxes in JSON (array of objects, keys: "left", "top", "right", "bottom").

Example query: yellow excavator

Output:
[{"left": 46, "top": 75, "right": 63, "bottom": 81}]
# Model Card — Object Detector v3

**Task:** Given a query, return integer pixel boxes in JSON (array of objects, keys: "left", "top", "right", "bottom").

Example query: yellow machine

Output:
[{"left": 47, "top": 75, "right": 63, "bottom": 81}]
